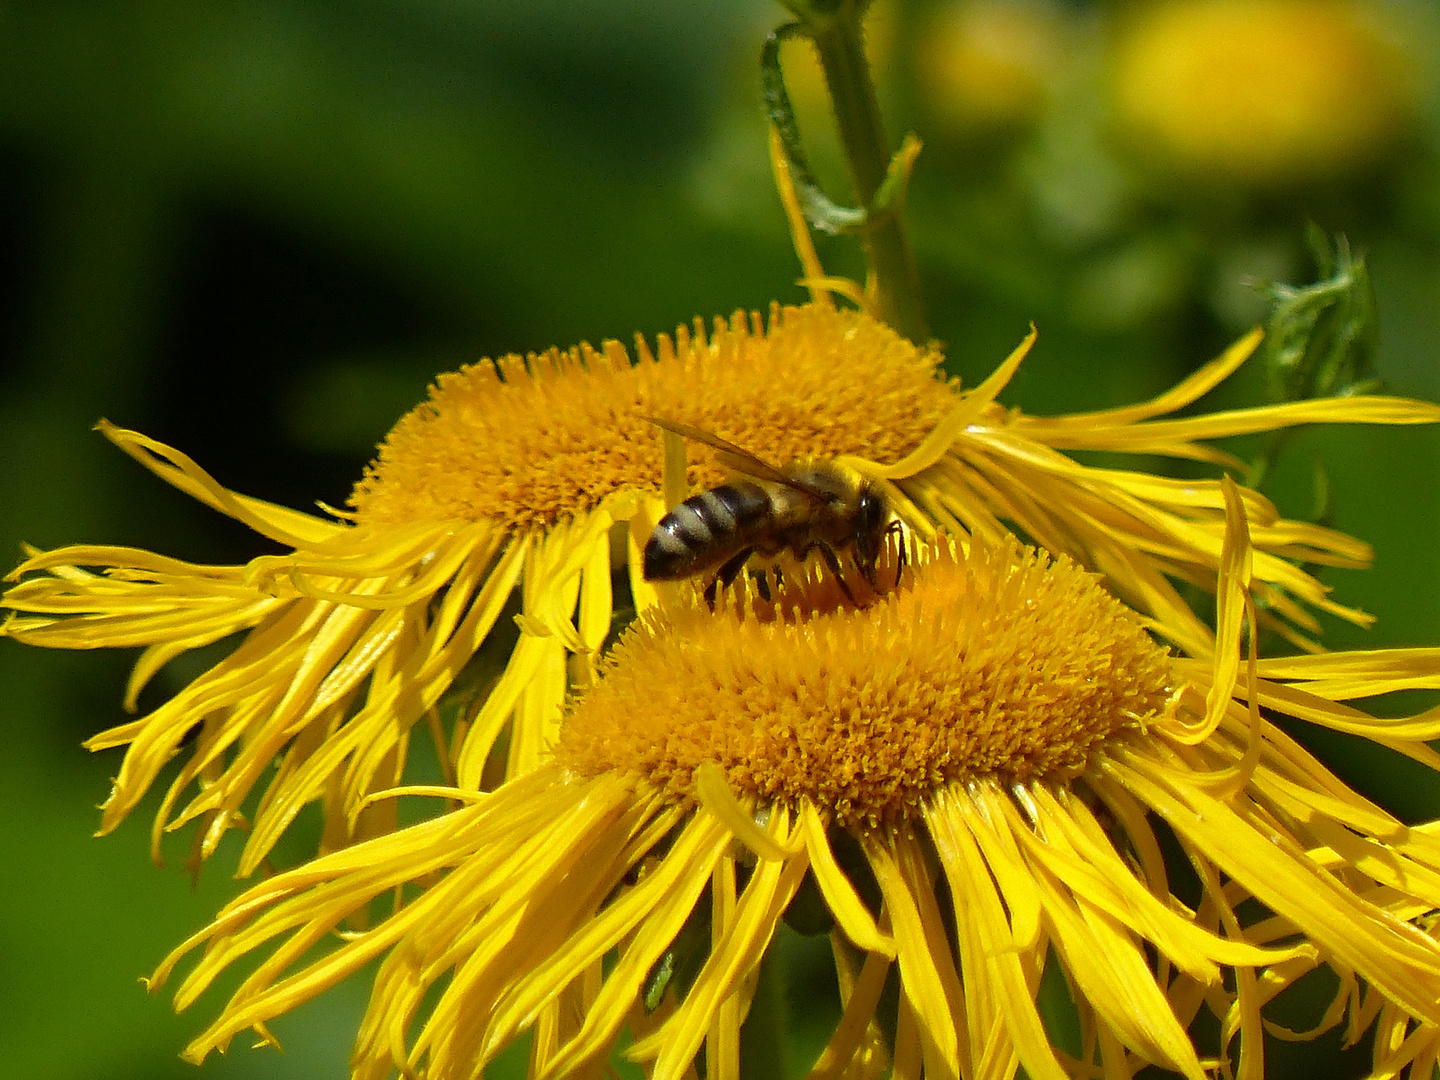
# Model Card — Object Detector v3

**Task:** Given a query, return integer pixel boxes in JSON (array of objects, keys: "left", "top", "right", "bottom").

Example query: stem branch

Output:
[{"left": 776, "top": 0, "right": 928, "bottom": 342}]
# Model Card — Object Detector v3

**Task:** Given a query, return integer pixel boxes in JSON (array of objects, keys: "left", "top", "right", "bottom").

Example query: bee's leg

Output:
[
  {"left": 717, "top": 548, "right": 754, "bottom": 590},
  {"left": 811, "top": 542, "right": 858, "bottom": 605},
  {"left": 755, "top": 567, "right": 775, "bottom": 603},
  {"left": 706, "top": 548, "right": 754, "bottom": 608},
  {"left": 886, "top": 520, "right": 908, "bottom": 587}
]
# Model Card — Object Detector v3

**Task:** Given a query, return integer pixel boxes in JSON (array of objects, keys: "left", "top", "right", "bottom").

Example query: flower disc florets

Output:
[
  {"left": 348, "top": 303, "right": 955, "bottom": 530},
  {"left": 558, "top": 537, "right": 1175, "bottom": 826}
]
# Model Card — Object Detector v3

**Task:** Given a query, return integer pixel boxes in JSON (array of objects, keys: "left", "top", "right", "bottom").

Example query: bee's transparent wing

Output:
[{"left": 639, "top": 415, "right": 824, "bottom": 498}]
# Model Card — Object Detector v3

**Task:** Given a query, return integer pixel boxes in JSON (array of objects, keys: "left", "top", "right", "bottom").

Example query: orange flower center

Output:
[
  {"left": 558, "top": 538, "right": 1175, "bottom": 826},
  {"left": 348, "top": 303, "right": 955, "bottom": 530}
]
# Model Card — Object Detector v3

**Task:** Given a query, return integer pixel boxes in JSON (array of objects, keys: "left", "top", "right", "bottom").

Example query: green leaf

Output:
[{"left": 1254, "top": 229, "right": 1381, "bottom": 406}]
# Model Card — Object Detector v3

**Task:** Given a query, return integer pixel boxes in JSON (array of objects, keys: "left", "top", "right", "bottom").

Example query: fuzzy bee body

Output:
[
  {"left": 644, "top": 479, "right": 775, "bottom": 582},
  {"left": 639, "top": 418, "right": 897, "bottom": 600}
]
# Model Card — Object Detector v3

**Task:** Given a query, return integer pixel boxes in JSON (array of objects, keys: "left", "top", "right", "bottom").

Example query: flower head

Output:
[
  {"left": 2, "top": 300, "right": 1435, "bottom": 875},
  {"left": 1111, "top": 0, "right": 1415, "bottom": 185},
  {"left": 561, "top": 537, "right": 1173, "bottom": 826},
  {"left": 918, "top": 0, "right": 1066, "bottom": 134},
  {"left": 149, "top": 529, "right": 1440, "bottom": 1080},
  {"left": 0, "top": 303, "right": 948, "bottom": 872},
  {"left": 347, "top": 304, "right": 949, "bottom": 531}
]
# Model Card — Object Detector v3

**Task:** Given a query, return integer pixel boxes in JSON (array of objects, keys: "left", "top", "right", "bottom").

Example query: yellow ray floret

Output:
[{"left": 148, "top": 536, "right": 1440, "bottom": 1080}]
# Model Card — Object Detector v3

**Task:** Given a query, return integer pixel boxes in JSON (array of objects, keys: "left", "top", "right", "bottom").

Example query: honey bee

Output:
[{"left": 640, "top": 417, "right": 902, "bottom": 604}]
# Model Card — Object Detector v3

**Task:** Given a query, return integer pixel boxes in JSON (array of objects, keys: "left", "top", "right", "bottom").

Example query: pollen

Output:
[
  {"left": 556, "top": 538, "right": 1175, "bottom": 827},
  {"left": 348, "top": 303, "right": 955, "bottom": 530}
]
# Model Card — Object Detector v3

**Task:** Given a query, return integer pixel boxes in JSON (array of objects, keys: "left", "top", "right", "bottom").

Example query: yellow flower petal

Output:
[
  {"left": 929, "top": 789, "right": 1067, "bottom": 1080},
  {"left": 865, "top": 834, "right": 966, "bottom": 1079}
]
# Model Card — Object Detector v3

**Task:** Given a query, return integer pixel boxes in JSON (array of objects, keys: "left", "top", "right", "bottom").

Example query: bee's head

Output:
[{"left": 853, "top": 486, "right": 889, "bottom": 587}]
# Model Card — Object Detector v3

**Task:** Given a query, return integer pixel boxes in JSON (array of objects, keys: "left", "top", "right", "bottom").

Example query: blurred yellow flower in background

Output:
[
  {"left": 149, "top": 531, "right": 1440, "bottom": 1079},
  {"left": 918, "top": 0, "right": 1066, "bottom": 133},
  {"left": 1111, "top": 0, "right": 1415, "bottom": 184}
]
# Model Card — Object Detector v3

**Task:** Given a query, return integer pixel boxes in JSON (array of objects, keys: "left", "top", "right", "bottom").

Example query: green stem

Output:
[{"left": 780, "top": 1, "right": 928, "bottom": 342}]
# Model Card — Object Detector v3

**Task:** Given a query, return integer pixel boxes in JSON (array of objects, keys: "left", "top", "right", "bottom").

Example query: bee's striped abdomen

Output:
[{"left": 643, "top": 482, "right": 772, "bottom": 581}]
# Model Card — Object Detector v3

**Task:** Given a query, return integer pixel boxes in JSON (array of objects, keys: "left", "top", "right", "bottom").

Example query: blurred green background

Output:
[{"left": 2, "top": 1, "right": 1438, "bottom": 1077}]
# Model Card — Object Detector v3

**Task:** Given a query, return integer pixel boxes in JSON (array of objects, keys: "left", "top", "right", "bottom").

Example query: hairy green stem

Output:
[{"left": 779, "top": 0, "right": 928, "bottom": 342}]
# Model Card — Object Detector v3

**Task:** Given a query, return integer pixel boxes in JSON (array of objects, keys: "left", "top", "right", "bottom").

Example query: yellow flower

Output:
[
  {"left": 918, "top": 0, "right": 1066, "bottom": 133},
  {"left": 149, "top": 527, "right": 1440, "bottom": 1079},
  {"left": 3, "top": 300, "right": 1435, "bottom": 874},
  {"left": 1111, "top": 0, "right": 1414, "bottom": 184}
]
